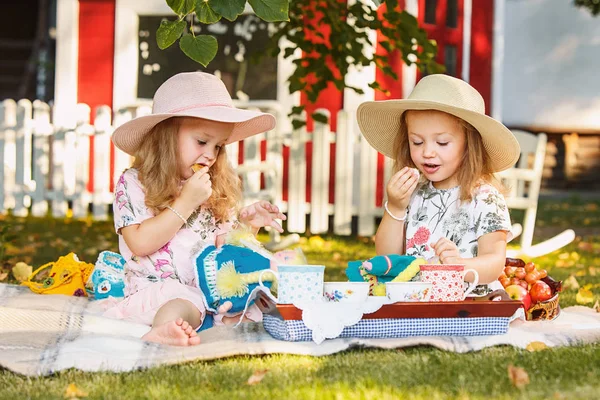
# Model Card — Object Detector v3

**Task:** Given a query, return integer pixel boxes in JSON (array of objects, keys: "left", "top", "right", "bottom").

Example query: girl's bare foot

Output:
[{"left": 142, "top": 317, "right": 201, "bottom": 346}]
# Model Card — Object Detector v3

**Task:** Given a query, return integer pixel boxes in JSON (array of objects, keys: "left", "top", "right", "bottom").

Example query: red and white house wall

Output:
[
  {"left": 54, "top": 0, "right": 500, "bottom": 197},
  {"left": 53, "top": 0, "right": 600, "bottom": 194},
  {"left": 54, "top": 0, "right": 502, "bottom": 125}
]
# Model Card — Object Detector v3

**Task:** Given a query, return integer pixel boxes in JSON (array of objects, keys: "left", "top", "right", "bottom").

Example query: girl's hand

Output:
[
  {"left": 180, "top": 166, "right": 212, "bottom": 209},
  {"left": 432, "top": 237, "right": 461, "bottom": 264},
  {"left": 386, "top": 167, "right": 419, "bottom": 214},
  {"left": 239, "top": 201, "right": 286, "bottom": 233}
]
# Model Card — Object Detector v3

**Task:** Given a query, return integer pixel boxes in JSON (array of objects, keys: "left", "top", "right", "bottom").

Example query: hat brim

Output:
[
  {"left": 112, "top": 106, "right": 276, "bottom": 156},
  {"left": 357, "top": 99, "right": 520, "bottom": 172}
]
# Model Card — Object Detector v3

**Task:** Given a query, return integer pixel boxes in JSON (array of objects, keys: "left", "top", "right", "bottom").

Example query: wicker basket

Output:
[{"left": 526, "top": 293, "right": 560, "bottom": 321}]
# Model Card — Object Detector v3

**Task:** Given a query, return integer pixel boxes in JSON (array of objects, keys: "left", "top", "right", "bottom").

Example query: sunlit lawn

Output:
[{"left": 0, "top": 197, "right": 599, "bottom": 399}]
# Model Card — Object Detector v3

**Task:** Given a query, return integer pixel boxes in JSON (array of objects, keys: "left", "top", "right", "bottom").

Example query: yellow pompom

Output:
[
  {"left": 216, "top": 261, "right": 248, "bottom": 298},
  {"left": 225, "top": 225, "right": 258, "bottom": 247},
  {"left": 391, "top": 257, "right": 426, "bottom": 282},
  {"left": 372, "top": 283, "right": 387, "bottom": 296}
]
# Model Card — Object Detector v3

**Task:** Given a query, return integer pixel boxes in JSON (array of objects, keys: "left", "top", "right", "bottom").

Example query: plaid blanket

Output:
[{"left": 1, "top": 283, "right": 600, "bottom": 377}]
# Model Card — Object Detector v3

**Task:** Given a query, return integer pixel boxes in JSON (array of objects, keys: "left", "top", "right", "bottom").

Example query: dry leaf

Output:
[
  {"left": 576, "top": 288, "right": 595, "bottom": 305},
  {"left": 526, "top": 341, "right": 549, "bottom": 352},
  {"left": 0, "top": 271, "right": 8, "bottom": 282},
  {"left": 11, "top": 262, "right": 33, "bottom": 282},
  {"left": 593, "top": 300, "right": 599, "bottom": 313},
  {"left": 507, "top": 364, "right": 530, "bottom": 389},
  {"left": 246, "top": 369, "right": 269, "bottom": 385},
  {"left": 578, "top": 241, "right": 594, "bottom": 252},
  {"left": 64, "top": 383, "right": 87, "bottom": 399},
  {"left": 563, "top": 275, "right": 580, "bottom": 291}
]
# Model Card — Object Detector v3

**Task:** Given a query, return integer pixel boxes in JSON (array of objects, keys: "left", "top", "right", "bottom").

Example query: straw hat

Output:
[
  {"left": 112, "top": 72, "right": 276, "bottom": 156},
  {"left": 357, "top": 74, "right": 520, "bottom": 172}
]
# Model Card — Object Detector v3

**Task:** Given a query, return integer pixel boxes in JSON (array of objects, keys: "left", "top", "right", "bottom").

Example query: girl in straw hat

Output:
[
  {"left": 357, "top": 74, "right": 520, "bottom": 293},
  {"left": 104, "top": 71, "right": 285, "bottom": 346}
]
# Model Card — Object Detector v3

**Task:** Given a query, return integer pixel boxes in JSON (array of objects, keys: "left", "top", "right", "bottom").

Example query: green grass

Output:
[{"left": 1, "top": 197, "right": 600, "bottom": 399}]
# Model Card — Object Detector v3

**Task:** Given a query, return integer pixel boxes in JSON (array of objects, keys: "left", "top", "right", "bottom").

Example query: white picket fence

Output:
[{"left": 0, "top": 99, "right": 392, "bottom": 236}]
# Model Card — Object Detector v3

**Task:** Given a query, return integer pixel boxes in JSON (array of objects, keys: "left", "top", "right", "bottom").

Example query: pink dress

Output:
[{"left": 103, "top": 168, "right": 261, "bottom": 327}]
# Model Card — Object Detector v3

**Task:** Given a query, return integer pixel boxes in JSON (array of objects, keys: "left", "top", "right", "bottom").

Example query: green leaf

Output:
[
  {"left": 195, "top": 1, "right": 221, "bottom": 24},
  {"left": 179, "top": 34, "right": 218, "bottom": 67},
  {"left": 312, "top": 112, "right": 329, "bottom": 124},
  {"left": 288, "top": 77, "right": 306, "bottom": 93},
  {"left": 291, "top": 119, "right": 306, "bottom": 130},
  {"left": 156, "top": 20, "right": 187, "bottom": 50},
  {"left": 283, "top": 47, "right": 296, "bottom": 58},
  {"left": 209, "top": 0, "right": 246, "bottom": 21},
  {"left": 249, "top": 0, "right": 289, "bottom": 22},
  {"left": 291, "top": 105, "right": 305, "bottom": 114},
  {"left": 166, "top": 0, "right": 196, "bottom": 15}
]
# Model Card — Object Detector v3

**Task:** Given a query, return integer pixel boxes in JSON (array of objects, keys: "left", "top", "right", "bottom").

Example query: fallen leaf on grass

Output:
[
  {"left": 563, "top": 275, "right": 580, "bottom": 291},
  {"left": 526, "top": 341, "right": 548, "bottom": 352},
  {"left": 308, "top": 236, "right": 325, "bottom": 248},
  {"left": 11, "top": 262, "right": 32, "bottom": 282},
  {"left": 64, "top": 383, "right": 87, "bottom": 399},
  {"left": 508, "top": 364, "right": 530, "bottom": 389},
  {"left": 0, "top": 271, "right": 8, "bottom": 282},
  {"left": 247, "top": 369, "right": 269, "bottom": 385},
  {"left": 576, "top": 288, "right": 595, "bottom": 305}
]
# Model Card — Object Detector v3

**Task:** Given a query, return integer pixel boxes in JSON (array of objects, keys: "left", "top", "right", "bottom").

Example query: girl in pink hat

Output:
[
  {"left": 104, "top": 71, "right": 284, "bottom": 346},
  {"left": 357, "top": 74, "right": 521, "bottom": 296}
]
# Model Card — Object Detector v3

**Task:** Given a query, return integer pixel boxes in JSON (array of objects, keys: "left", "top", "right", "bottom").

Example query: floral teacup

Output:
[
  {"left": 323, "top": 282, "right": 370, "bottom": 303},
  {"left": 385, "top": 282, "right": 432, "bottom": 303},
  {"left": 419, "top": 264, "right": 479, "bottom": 301}
]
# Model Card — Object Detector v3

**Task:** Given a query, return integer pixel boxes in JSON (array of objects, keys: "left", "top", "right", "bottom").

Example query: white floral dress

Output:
[{"left": 405, "top": 181, "right": 512, "bottom": 295}]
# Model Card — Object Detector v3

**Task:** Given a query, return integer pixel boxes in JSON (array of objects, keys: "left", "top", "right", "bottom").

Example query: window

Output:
[
  {"left": 446, "top": 0, "right": 458, "bottom": 28},
  {"left": 136, "top": 14, "right": 277, "bottom": 100},
  {"left": 425, "top": 0, "right": 437, "bottom": 25},
  {"left": 444, "top": 45, "right": 457, "bottom": 77}
]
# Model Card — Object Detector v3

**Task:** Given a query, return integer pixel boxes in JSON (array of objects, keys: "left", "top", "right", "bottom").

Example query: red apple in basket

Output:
[
  {"left": 529, "top": 281, "right": 553, "bottom": 304},
  {"left": 505, "top": 284, "right": 532, "bottom": 310}
]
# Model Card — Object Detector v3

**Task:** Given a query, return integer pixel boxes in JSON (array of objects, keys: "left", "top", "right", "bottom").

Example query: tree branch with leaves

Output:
[{"left": 158, "top": 0, "right": 442, "bottom": 126}]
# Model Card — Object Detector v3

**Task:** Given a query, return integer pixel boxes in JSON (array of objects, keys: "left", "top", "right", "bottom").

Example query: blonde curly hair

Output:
[{"left": 131, "top": 117, "right": 242, "bottom": 222}]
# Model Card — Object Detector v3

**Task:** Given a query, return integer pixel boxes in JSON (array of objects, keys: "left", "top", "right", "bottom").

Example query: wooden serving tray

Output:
[{"left": 276, "top": 300, "right": 523, "bottom": 321}]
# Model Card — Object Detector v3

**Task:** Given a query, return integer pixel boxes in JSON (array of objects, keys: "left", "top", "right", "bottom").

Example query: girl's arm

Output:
[
  {"left": 375, "top": 167, "right": 419, "bottom": 255},
  {"left": 121, "top": 197, "right": 198, "bottom": 256},
  {"left": 433, "top": 231, "right": 507, "bottom": 284},
  {"left": 121, "top": 167, "right": 213, "bottom": 256},
  {"left": 374, "top": 211, "right": 406, "bottom": 255}
]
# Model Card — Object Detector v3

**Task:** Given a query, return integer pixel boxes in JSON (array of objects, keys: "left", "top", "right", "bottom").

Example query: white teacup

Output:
[
  {"left": 258, "top": 265, "right": 325, "bottom": 304},
  {"left": 385, "top": 282, "right": 433, "bottom": 303},
  {"left": 323, "top": 282, "right": 370, "bottom": 303}
]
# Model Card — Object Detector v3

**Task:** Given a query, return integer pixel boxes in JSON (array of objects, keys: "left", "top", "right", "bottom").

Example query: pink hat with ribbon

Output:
[{"left": 112, "top": 71, "right": 276, "bottom": 156}]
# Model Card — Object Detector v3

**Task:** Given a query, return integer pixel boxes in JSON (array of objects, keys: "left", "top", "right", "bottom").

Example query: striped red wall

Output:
[
  {"left": 469, "top": 0, "right": 494, "bottom": 115},
  {"left": 77, "top": 0, "right": 116, "bottom": 192}
]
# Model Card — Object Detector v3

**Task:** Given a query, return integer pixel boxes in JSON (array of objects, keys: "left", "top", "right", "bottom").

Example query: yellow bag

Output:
[{"left": 21, "top": 253, "right": 94, "bottom": 297}]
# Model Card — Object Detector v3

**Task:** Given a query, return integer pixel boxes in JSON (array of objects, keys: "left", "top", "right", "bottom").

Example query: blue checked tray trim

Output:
[{"left": 263, "top": 314, "right": 511, "bottom": 342}]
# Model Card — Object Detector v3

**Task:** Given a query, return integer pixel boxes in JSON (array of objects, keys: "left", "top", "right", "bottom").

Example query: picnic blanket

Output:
[{"left": 1, "top": 283, "right": 600, "bottom": 377}]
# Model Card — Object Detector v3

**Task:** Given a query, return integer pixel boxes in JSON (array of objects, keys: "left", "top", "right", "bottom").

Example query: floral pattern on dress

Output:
[
  {"left": 113, "top": 168, "right": 226, "bottom": 296},
  {"left": 404, "top": 181, "right": 512, "bottom": 296},
  {"left": 405, "top": 181, "right": 511, "bottom": 261}
]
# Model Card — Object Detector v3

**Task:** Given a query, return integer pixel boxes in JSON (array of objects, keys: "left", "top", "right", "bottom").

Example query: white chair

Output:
[{"left": 498, "top": 130, "right": 575, "bottom": 258}]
